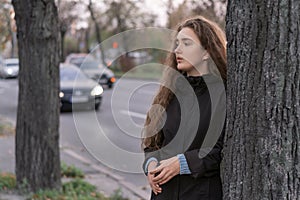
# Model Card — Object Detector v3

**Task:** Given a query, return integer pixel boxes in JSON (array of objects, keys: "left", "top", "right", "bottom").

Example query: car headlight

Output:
[
  {"left": 59, "top": 92, "right": 64, "bottom": 98},
  {"left": 91, "top": 85, "right": 103, "bottom": 96},
  {"left": 6, "top": 68, "right": 13, "bottom": 75}
]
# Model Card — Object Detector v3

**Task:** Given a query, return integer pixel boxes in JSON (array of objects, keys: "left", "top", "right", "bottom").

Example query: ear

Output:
[{"left": 203, "top": 51, "right": 210, "bottom": 60}]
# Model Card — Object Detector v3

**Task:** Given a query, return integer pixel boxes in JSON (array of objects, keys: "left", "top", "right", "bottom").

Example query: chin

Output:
[{"left": 177, "top": 64, "right": 193, "bottom": 72}]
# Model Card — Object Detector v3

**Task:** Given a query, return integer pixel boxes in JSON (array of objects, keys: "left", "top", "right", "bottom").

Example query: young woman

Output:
[{"left": 142, "top": 16, "right": 227, "bottom": 200}]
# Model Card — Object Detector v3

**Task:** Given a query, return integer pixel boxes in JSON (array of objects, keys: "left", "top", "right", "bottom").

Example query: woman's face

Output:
[{"left": 174, "top": 27, "right": 208, "bottom": 76}]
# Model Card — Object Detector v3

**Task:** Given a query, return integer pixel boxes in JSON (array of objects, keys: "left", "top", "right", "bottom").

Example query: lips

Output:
[{"left": 176, "top": 57, "right": 183, "bottom": 63}]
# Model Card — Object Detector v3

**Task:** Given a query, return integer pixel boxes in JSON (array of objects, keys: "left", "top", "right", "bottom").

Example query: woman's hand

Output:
[
  {"left": 147, "top": 161, "right": 162, "bottom": 195},
  {"left": 149, "top": 156, "right": 180, "bottom": 185}
]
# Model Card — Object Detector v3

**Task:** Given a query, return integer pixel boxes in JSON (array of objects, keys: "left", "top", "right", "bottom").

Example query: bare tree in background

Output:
[
  {"left": 166, "top": 0, "right": 227, "bottom": 29},
  {"left": 88, "top": 0, "right": 106, "bottom": 65},
  {"left": 165, "top": 0, "right": 189, "bottom": 29},
  {"left": 0, "top": 0, "right": 17, "bottom": 57},
  {"left": 12, "top": 0, "right": 61, "bottom": 191},
  {"left": 102, "top": 0, "right": 156, "bottom": 71},
  {"left": 56, "top": 0, "right": 79, "bottom": 61},
  {"left": 103, "top": 0, "right": 156, "bottom": 34},
  {"left": 223, "top": 0, "right": 300, "bottom": 199},
  {"left": 190, "top": 0, "right": 227, "bottom": 28}
]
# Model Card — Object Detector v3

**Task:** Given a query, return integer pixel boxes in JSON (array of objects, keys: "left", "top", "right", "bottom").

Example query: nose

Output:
[{"left": 174, "top": 43, "right": 182, "bottom": 54}]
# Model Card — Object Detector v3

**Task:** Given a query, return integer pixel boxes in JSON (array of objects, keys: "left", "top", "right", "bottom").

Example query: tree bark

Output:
[
  {"left": 223, "top": 1, "right": 300, "bottom": 199},
  {"left": 12, "top": 0, "right": 61, "bottom": 191}
]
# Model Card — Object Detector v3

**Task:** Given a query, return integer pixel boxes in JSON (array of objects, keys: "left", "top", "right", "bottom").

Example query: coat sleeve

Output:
[
  {"left": 184, "top": 128, "right": 225, "bottom": 178},
  {"left": 142, "top": 147, "right": 160, "bottom": 175}
]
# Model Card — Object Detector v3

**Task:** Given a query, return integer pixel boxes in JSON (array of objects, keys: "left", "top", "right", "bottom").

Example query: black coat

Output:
[{"left": 143, "top": 74, "right": 226, "bottom": 200}]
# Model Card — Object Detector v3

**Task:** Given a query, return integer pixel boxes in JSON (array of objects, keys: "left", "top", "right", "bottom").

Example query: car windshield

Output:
[
  {"left": 70, "top": 57, "right": 85, "bottom": 67},
  {"left": 80, "top": 61, "right": 103, "bottom": 70},
  {"left": 60, "top": 68, "right": 87, "bottom": 81},
  {"left": 5, "top": 59, "right": 19, "bottom": 67},
  {"left": 6, "top": 63, "right": 18, "bottom": 67}
]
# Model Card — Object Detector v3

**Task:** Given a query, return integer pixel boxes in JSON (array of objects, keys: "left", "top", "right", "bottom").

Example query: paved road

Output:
[
  {"left": 0, "top": 77, "right": 160, "bottom": 193},
  {"left": 0, "top": 79, "right": 18, "bottom": 124}
]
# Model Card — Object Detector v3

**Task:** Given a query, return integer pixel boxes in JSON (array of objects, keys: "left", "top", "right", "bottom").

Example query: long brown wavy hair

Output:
[{"left": 142, "top": 16, "right": 227, "bottom": 150}]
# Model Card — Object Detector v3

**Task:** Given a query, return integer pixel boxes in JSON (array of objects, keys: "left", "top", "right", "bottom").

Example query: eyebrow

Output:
[{"left": 175, "top": 38, "right": 194, "bottom": 42}]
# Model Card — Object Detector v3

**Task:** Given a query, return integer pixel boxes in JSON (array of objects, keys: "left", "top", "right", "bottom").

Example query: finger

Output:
[
  {"left": 158, "top": 171, "right": 173, "bottom": 185},
  {"left": 148, "top": 175, "right": 160, "bottom": 191},
  {"left": 151, "top": 182, "right": 161, "bottom": 190},
  {"left": 150, "top": 178, "right": 162, "bottom": 191},
  {"left": 152, "top": 172, "right": 164, "bottom": 182},
  {"left": 153, "top": 185, "right": 162, "bottom": 193},
  {"left": 152, "top": 170, "right": 167, "bottom": 182},
  {"left": 154, "top": 187, "right": 162, "bottom": 193},
  {"left": 149, "top": 169, "right": 157, "bottom": 175},
  {"left": 159, "top": 176, "right": 171, "bottom": 185},
  {"left": 156, "top": 187, "right": 162, "bottom": 193},
  {"left": 153, "top": 189, "right": 161, "bottom": 195},
  {"left": 151, "top": 183, "right": 161, "bottom": 194},
  {"left": 149, "top": 174, "right": 162, "bottom": 193},
  {"left": 159, "top": 160, "right": 166, "bottom": 164},
  {"left": 149, "top": 167, "right": 162, "bottom": 175}
]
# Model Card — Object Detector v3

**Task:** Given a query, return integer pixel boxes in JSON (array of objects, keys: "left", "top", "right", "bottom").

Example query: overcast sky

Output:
[{"left": 143, "top": 0, "right": 184, "bottom": 26}]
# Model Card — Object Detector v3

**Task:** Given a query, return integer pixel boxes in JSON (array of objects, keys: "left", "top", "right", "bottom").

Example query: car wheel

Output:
[
  {"left": 108, "top": 83, "right": 113, "bottom": 89},
  {"left": 95, "top": 103, "right": 100, "bottom": 111}
]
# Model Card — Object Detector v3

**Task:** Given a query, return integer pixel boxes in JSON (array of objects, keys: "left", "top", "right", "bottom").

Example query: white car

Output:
[{"left": 0, "top": 58, "right": 19, "bottom": 78}]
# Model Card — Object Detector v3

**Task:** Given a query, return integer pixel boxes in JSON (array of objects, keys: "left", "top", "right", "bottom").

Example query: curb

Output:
[
  {"left": 0, "top": 193, "right": 25, "bottom": 200},
  {"left": 64, "top": 149, "right": 149, "bottom": 200}
]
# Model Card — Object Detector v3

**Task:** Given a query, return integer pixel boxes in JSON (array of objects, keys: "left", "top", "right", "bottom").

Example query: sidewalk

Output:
[{"left": 0, "top": 132, "right": 151, "bottom": 200}]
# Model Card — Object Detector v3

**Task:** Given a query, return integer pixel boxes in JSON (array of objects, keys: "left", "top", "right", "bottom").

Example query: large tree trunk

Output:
[
  {"left": 12, "top": 0, "right": 61, "bottom": 191},
  {"left": 223, "top": 1, "right": 300, "bottom": 199}
]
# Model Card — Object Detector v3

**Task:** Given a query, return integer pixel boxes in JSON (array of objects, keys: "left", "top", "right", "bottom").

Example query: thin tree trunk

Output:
[
  {"left": 60, "top": 30, "right": 66, "bottom": 62},
  {"left": 223, "top": 1, "right": 300, "bottom": 199},
  {"left": 88, "top": 0, "right": 106, "bottom": 65},
  {"left": 3, "top": 8, "right": 15, "bottom": 58},
  {"left": 12, "top": 0, "right": 61, "bottom": 191},
  {"left": 7, "top": 17, "right": 14, "bottom": 58},
  {"left": 85, "top": 27, "right": 90, "bottom": 53}
]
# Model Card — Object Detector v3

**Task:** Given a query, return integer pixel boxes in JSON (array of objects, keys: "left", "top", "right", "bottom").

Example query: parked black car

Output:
[
  {"left": 65, "top": 53, "right": 116, "bottom": 88},
  {"left": 60, "top": 63, "right": 103, "bottom": 111}
]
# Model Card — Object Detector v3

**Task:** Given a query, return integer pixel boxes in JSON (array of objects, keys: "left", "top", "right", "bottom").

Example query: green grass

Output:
[
  {"left": 0, "top": 117, "right": 15, "bottom": 136},
  {"left": 30, "top": 179, "right": 129, "bottom": 200},
  {"left": 30, "top": 179, "right": 108, "bottom": 200},
  {"left": 0, "top": 172, "right": 16, "bottom": 191},
  {"left": 61, "top": 162, "right": 85, "bottom": 178},
  {"left": 109, "top": 189, "right": 129, "bottom": 200},
  {"left": 0, "top": 172, "right": 129, "bottom": 200},
  {"left": 0, "top": 163, "right": 129, "bottom": 199}
]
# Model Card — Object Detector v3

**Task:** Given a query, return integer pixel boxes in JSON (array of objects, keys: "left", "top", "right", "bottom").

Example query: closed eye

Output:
[
  {"left": 183, "top": 40, "right": 193, "bottom": 46},
  {"left": 175, "top": 38, "right": 194, "bottom": 48}
]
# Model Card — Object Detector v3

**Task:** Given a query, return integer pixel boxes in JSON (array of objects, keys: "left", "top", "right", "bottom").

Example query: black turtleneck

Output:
[
  {"left": 160, "top": 73, "right": 225, "bottom": 176},
  {"left": 162, "top": 74, "right": 211, "bottom": 150}
]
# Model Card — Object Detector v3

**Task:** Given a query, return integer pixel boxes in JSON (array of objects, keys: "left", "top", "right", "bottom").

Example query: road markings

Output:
[
  {"left": 136, "top": 90, "right": 156, "bottom": 95},
  {"left": 120, "top": 110, "right": 146, "bottom": 120}
]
